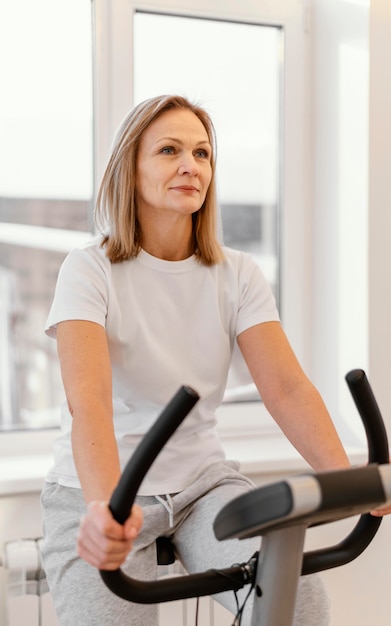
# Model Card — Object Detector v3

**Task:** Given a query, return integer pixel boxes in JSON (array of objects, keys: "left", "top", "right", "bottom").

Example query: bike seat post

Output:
[{"left": 251, "top": 524, "right": 306, "bottom": 626}]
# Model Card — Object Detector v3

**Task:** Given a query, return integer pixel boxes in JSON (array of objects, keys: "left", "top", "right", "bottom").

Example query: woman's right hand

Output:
[{"left": 77, "top": 501, "right": 143, "bottom": 570}]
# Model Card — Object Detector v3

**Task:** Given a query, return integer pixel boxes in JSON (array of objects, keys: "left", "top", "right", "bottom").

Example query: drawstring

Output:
[{"left": 155, "top": 494, "right": 175, "bottom": 528}]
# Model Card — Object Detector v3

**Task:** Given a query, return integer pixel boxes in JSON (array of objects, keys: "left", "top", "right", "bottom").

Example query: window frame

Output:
[
  {"left": 1, "top": 0, "right": 371, "bottom": 463},
  {"left": 0, "top": 0, "right": 314, "bottom": 451}
]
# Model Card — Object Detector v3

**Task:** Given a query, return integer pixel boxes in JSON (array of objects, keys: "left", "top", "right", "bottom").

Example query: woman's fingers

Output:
[
  {"left": 370, "top": 503, "right": 391, "bottom": 517},
  {"left": 124, "top": 504, "right": 144, "bottom": 539},
  {"left": 77, "top": 501, "right": 143, "bottom": 569}
]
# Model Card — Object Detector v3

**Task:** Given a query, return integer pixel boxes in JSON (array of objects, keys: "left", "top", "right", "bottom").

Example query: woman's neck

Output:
[
  {"left": 138, "top": 213, "right": 195, "bottom": 261},
  {"left": 142, "top": 239, "right": 195, "bottom": 261}
]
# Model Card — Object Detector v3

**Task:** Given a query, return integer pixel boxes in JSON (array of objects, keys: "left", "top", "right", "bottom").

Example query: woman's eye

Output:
[
  {"left": 161, "top": 146, "right": 175, "bottom": 155},
  {"left": 195, "top": 149, "right": 209, "bottom": 159}
]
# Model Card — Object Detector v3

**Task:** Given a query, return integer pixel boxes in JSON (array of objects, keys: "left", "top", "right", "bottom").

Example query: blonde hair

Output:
[{"left": 95, "top": 95, "right": 225, "bottom": 265}]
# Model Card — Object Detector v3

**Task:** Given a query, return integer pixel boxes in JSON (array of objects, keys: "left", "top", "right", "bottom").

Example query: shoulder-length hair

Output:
[{"left": 95, "top": 94, "right": 225, "bottom": 265}]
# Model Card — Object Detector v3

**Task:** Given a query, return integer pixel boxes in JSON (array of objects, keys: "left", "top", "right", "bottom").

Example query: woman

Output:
[{"left": 42, "top": 94, "right": 368, "bottom": 625}]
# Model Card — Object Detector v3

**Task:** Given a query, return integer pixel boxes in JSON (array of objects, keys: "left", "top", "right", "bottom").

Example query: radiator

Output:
[
  {"left": 3, "top": 540, "right": 232, "bottom": 626},
  {"left": 4, "top": 539, "right": 59, "bottom": 626}
]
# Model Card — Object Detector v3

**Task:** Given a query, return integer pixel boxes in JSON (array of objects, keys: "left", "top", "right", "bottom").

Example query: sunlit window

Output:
[
  {"left": 134, "top": 12, "right": 282, "bottom": 401},
  {"left": 0, "top": 0, "right": 93, "bottom": 430}
]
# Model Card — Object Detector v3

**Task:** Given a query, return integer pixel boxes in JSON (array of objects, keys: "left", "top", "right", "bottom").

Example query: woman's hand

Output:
[
  {"left": 371, "top": 503, "right": 391, "bottom": 517},
  {"left": 371, "top": 463, "right": 391, "bottom": 516},
  {"left": 77, "top": 501, "right": 143, "bottom": 570},
  {"left": 370, "top": 457, "right": 391, "bottom": 517}
]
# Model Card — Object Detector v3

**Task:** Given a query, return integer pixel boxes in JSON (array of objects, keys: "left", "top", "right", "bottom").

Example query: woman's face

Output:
[{"left": 136, "top": 108, "right": 213, "bottom": 220}]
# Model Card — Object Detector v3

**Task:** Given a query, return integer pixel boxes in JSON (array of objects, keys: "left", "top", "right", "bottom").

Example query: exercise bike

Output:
[{"left": 100, "top": 370, "right": 391, "bottom": 625}]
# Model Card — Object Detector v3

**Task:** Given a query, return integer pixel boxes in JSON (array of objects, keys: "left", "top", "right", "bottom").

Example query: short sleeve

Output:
[
  {"left": 45, "top": 245, "right": 110, "bottom": 338},
  {"left": 235, "top": 253, "right": 280, "bottom": 337}
]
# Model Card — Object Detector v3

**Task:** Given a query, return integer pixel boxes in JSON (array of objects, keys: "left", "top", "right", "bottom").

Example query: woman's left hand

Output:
[
  {"left": 371, "top": 504, "right": 391, "bottom": 517},
  {"left": 371, "top": 458, "right": 391, "bottom": 516}
]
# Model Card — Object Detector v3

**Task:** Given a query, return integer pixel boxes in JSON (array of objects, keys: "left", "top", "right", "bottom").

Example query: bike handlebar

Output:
[
  {"left": 100, "top": 370, "right": 389, "bottom": 602},
  {"left": 302, "top": 369, "right": 389, "bottom": 574},
  {"left": 100, "top": 385, "right": 253, "bottom": 602},
  {"left": 108, "top": 385, "right": 199, "bottom": 525}
]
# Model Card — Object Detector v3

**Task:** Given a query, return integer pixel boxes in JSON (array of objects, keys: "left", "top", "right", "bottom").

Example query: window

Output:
[
  {"left": 0, "top": 0, "right": 93, "bottom": 430},
  {"left": 0, "top": 0, "right": 380, "bottom": 472},
  {"left": 0, "top": 0, "right": 313, "bottom": 442},
  {"left": 134, "top": 11, "right": 281, "bottom": 402},
  {"left": 90, "top": 0, "right": 311, "bottom": 437}
]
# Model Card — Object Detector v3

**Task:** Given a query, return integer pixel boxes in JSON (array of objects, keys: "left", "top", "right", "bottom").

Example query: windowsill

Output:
[
  {"left": 0, "top": 429, "right": 58, "bottom": 496},
  {"left": 0, "top": 454, "right": 53, "bottom": 496},
  {"left": 0, "top": 401, "right": 369, "bottom": 496},
  {"left": 0, "top": 429, "right": 368, "bottom": 497}
]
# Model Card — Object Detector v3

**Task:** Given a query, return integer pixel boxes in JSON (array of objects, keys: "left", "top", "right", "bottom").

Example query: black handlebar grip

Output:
[
  {"left": 100, "top": 385, "right": 251, "bottom": 602},
  {"left": 109, "top": 385, "right": 199, "bottom": 525},
  {"left": 345, "top": 369, "right": 389, "bottom": 464},
  {"left": 302, "top": 369, "right": 389, "bottom": 574}
]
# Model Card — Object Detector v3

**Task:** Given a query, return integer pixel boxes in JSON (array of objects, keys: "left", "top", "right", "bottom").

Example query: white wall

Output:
[
  {"left": 310, "top": 0, "right": 391, "bottom": 624},
  {"left": 368, "top": 0, "right": 391, "bottom": 427},
  {"left": 311, "top": 0, "right": 370, "bottom": 431}
]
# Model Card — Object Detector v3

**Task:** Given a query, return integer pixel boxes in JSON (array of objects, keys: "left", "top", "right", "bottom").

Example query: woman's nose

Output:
[{"left": 178, "top": 153, "right": 199, "bottom": 176}]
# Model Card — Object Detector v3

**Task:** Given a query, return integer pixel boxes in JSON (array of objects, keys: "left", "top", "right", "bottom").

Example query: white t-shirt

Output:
[{"left": 45, "top": 242, "right": 280, "bottom": 495}]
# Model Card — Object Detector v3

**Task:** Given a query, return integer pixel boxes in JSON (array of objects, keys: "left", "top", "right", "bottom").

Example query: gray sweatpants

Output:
[{"left": 41, "top": 461, "right": 330, "bottom": 626}]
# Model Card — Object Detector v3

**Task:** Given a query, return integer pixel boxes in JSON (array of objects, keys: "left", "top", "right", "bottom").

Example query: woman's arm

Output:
[
  {"left": 57, "top": 319, "right": 120, "bottom": 502},
  {"left": 237, "top": 321, "right": 350, "bottom": 471},
  {"left": 56, "top": 320, "right": 143, "bottom": 569}
]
